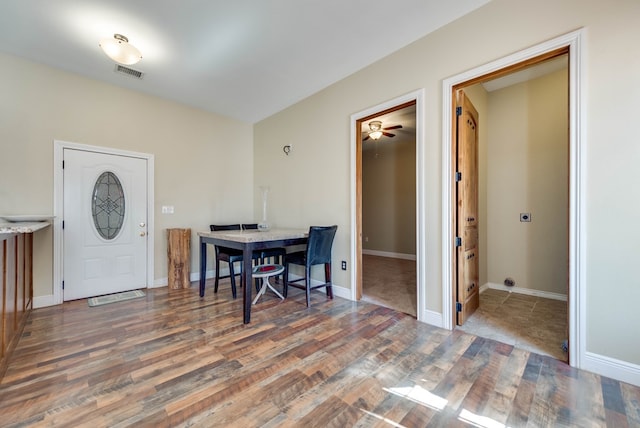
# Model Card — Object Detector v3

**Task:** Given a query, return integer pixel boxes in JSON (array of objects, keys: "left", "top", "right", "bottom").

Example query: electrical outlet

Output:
[{"left": 341, "top": 261, "right": 347, "bottom": 270}]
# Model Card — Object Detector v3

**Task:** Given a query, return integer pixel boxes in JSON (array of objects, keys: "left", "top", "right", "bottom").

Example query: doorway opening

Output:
[
  {"left": 442, "top": 29, "right": 585, "bottom": 367},
  {"left": 454, "top": 52, "right": 570, "bottom": 361},
  {"left": 350, "top": 89, "right": 426, "bottom": 322},
  {"left": 360, "top": 102, "right": 417, "bottom": 316}
]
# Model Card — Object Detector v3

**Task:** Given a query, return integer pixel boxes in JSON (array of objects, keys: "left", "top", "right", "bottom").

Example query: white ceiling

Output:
[{"left": 0, "top": 0, "right": 490, "bottom": 123}]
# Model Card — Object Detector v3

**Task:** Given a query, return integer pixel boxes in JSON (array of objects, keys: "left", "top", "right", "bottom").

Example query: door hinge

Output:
[
  {"left": 62, "top": 220, "right": 65, "bottom": 229},
  {"left": 456, "top": 106, "right": 462, "bottom": 116},
  {"left": 455, "top": 236, "right": 462, "bottom": 247},
  {"left": 456, "top": 302, "right": 462, "bottom": 312},
  {"left": 455, "top": 171, "right": 461, "bottom": 182},
  {"left": 62, "top": 280, "right": 64, "bottom": 290},
  {"left": 62, "top": 160, "right": 65, "bottom": 169}
]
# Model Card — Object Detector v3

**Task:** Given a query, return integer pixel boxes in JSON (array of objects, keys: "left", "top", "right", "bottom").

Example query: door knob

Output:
[{"left": 140, "top": 232, "right": 146, "bottom": 236}]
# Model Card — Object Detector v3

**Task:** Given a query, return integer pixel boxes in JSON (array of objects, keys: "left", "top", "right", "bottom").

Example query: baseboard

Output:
[
  {"left": 153, "top": 269, "right": 218, "bottom": 288},
  {"left": 362, "top": 250, "right": 416, "bottom": 261},
  {"left": 151, "top": 278, "right": 168, "bottom": 288},
  {"left": 583, "top": 351, "right": 640, "bottom": 387},
  {"left": 482, "top": 282, "right": 567, "bottom": 301},
  {"left": 33, "top": 294, "right": 56, "bottom": 308},
  {"left": 286, "top": 273, "right": 351, "bottom": 300},
  {"left": 423, "top": 310, "right": 444, "bottom": 328}
]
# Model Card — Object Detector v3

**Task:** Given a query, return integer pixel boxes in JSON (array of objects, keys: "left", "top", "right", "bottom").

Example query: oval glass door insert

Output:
[{"left": 92, "top": 171, "right": 125, "bottom": 240}]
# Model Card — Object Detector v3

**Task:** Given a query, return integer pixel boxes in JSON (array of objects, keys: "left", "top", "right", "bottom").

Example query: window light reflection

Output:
[
  {"left": 458, "top": 409, "right": 510, "bottom": 428},
  {"left": 359, "top": 409, "right": 406, "bottom": 427},
  {"left": 383, "top": 385, "right": 448, "bottom": 411}
]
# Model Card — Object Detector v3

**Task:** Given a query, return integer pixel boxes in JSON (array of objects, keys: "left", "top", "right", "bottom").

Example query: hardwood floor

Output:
[{"left": 1, "top": 281, "right": 639, "bottom": 427}]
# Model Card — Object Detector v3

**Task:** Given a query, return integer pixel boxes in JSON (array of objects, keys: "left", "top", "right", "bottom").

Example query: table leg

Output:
[
  {"left": 242, "top": 245, "right": 253, "bottom": 323},
  {"left": 199, "top": 238, "right": 207, "bottom": 297}
]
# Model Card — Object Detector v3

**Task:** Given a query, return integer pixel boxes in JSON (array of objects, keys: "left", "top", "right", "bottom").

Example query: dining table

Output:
[{"left": 198, "top": 228, "right": 308, "bottom": 323}]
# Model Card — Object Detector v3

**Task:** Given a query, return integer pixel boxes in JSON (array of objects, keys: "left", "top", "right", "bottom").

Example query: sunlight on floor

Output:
[
  {"left": 459, "top": 409, "right": 509, "bottom": 428},
  {"left": 362, "top": 384, "right": 512, "bottom": 428},
  {"left": 384, "top": 385, "right": 448, "bottom": 411}
]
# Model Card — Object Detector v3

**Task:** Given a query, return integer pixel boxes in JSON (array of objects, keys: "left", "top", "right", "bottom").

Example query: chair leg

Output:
[
  {"left": 214, "top": 258, "right": 220, "bottom": 293},
  {"left": 283, "top": 263, "right": 289, "bottom": 298},
  {"left": 229, "top": 262, "right": 237, "bottom": 299},
  {"left": 305, "top": 265, "right": 311, "bottom": 307},
  {"left": 325, "top": 262, "right": 333, "bottom": 299}
]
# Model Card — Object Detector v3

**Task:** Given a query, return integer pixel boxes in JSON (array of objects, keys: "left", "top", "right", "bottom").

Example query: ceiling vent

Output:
[{"left": 114, "top": 64, "right": 144, "bottom": 80}]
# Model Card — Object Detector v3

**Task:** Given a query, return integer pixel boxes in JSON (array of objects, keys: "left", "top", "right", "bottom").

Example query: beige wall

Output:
[
  {"left": 486, "top": 69, "right": 568, "bottom": 295},
  {"left": 362, "top": 138, "right": 416, "bottom": 255},
  {"left": 0, "top": 53, "right": 254, "bottom": 299},
  {"left": 254, "top": 0, "right": 640, "bottom": 366}
]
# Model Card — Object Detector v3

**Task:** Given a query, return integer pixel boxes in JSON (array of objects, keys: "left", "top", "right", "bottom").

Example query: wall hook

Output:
[{"left": 283, "top": 144, "right": 292, "bottom": 155}]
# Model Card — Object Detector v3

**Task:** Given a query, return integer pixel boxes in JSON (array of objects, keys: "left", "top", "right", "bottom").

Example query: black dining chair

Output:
[
  {"left": 210, "top": 224, "right": 260, "bottom": 298},
  {"left": 284, "top": 225, "right": 338, "bottom": 307}
]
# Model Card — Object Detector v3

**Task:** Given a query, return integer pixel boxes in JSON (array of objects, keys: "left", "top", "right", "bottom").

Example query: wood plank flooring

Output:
[{"left": 1, "top": 281, "right": 639, "bottom": 427}]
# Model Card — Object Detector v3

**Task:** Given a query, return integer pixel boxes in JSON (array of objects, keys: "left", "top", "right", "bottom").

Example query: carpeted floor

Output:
[{"left": 361, "top": 254, "right": 568, "bottom": 361}]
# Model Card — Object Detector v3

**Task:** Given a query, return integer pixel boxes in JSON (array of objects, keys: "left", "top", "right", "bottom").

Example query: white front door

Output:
[{"left": 63, "top": 149, "right": 148, "bottom": 301}]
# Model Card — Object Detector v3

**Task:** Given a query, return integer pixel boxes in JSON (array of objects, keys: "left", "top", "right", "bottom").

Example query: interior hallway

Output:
[{"left": 361, "top": 254, "right": 568, "bottom": 361}]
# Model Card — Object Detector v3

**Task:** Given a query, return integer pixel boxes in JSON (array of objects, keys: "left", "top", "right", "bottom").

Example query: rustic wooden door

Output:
[{"left": 456, "top": 90, "right": 480, "bottom": 325}]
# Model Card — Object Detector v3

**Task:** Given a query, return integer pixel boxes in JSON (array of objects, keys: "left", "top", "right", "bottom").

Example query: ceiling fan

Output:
[{"left": 363, "top": 120, "right": 402, "bottom": 141}]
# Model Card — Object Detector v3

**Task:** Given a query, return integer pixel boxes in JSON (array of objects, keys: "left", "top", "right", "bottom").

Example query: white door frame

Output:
[
  {"left": 441, "top": 29, "right": 585, "bottom": 368},
  {"left": 53, "top": 140, "right": 155, "bottom": 305},
  {"left": 350, "top": 89, "right": 426, "bottom": 322}
]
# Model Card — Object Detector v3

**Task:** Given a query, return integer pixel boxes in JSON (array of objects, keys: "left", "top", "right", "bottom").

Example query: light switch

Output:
[{"left": 162, "top": 205, "right": 174, "bottom": 214}]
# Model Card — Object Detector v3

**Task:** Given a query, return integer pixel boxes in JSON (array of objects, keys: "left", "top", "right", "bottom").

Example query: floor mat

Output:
[{"left": 88, "top": 290, "right": 146, "bottom": 307}]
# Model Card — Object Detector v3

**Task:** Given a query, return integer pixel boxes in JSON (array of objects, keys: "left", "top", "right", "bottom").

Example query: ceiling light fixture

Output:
[
  {"left": 368, "top": 120, "right": 383, "bottom": 140},
  {"left": 99, "top": 34, "right": 142, "bottom": 65}
]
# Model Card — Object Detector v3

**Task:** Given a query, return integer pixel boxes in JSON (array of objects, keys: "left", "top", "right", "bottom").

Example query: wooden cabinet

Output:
[{"left": 1, "top": 232, "right": 33, "bottom": 377}]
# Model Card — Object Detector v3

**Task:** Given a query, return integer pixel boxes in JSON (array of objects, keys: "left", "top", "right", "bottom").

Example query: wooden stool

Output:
[{"left": 252, "top": 264, "right": 285, "bottom": 304}]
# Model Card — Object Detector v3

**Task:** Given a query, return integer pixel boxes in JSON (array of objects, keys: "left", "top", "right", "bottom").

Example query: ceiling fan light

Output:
[
  {"left": 99, "top": 34, "right": 142, "bottom": 65},
  {"left": 369, "top": 130, "right": 383, "bottom": 140},
  {"left": 369, "top": 120, "right": 382, "bottom": 132}
]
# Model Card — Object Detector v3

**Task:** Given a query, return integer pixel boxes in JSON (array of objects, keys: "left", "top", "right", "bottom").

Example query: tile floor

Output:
[
  {"left": 362, "top": 254, "right": 417, "bottom": 317},
  {"left": 361, "top": 254, "right": 568, "bottom": 361},
  {"left": 457, "top": 288, "right": 568, "bottom": 361}
]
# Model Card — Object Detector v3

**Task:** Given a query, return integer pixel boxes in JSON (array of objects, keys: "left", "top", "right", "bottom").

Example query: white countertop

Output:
[{"left": 0, "top": 221, "right": 51, "bottom": 234}]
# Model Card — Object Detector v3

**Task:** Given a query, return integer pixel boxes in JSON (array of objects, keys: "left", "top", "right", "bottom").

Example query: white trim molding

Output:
[
  {"left": 441, "top": 29, "right": 586, "bottom": 371},
  {"left": 362, "top": 250, "right": 416, "bottom": 261},
  {"left": 583, "top": 352, "right": 640, "bottom": 388},
  {"left": 53, "top": 140, "right": 155, "bottom": 305},
  {"left": 33, "top": 294, "right": 56, "bottom": 309},
  {"left": 481, "top": 282, "right": 568, "bottom": 302},
  {"left": 350, "top": 89, "right": 426, "bottom": 323}
]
